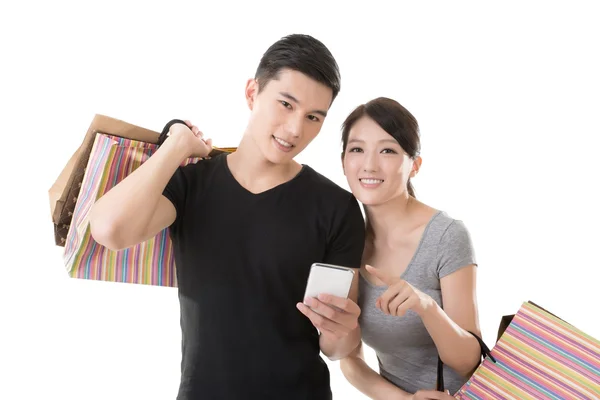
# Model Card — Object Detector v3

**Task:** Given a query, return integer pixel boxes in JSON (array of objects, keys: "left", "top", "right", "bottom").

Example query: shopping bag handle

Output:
[{"left": 156, "top": 119, "right": 236, "bottom": 156}]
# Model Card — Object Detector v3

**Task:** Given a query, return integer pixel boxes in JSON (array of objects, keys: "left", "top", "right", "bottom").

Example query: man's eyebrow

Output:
[{"left": 279, "top": 92, "right": 328, "bottom": 118}]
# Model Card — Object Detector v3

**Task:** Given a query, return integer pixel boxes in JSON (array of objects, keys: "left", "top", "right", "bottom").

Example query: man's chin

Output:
[
  {"left": 267, "top": 154, "right": 295, "bottom": 166},
  {"left": 263, "top": 146, "right": 297, "bottom": 165}
]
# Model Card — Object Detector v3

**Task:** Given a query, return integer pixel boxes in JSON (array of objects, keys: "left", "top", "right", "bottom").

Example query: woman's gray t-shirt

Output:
[{"left": 358, "top": 210, "right": 477, "bottom": 395}]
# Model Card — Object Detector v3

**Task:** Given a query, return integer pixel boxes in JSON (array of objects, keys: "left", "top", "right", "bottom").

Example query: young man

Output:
[{"left": 90, "top": 34, "right": 366, "bottom": 399}]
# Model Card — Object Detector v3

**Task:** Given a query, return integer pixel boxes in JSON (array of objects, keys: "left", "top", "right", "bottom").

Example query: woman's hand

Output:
[
  {"left": 365, "top": 265, "right": 434, "bottom": 317},
  {"left": 410, "top": 389, "right": 454, "bottom": 400}
]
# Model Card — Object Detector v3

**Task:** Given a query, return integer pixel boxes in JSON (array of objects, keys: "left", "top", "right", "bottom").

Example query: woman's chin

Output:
[{"left": 354, "top": 194, "right": 385, "bottom": 207}]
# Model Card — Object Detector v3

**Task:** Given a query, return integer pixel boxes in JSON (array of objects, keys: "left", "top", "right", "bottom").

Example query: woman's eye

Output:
[
  {"left": 381, "top": 148, "right": 397, "bottom": 154},
  {"left": 348, "top": 147, "right": 363, "bottom": 153},
  {"left": 280, "top": 101, "right": 292, "bottom": 109}
]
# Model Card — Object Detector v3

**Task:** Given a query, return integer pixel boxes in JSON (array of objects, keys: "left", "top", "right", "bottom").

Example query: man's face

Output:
[{"left": 245, "top": 68, "right": 333, "bottom": 164}]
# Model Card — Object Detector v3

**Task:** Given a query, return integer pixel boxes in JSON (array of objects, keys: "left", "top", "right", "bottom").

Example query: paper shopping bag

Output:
[
  {"left": 49, "top": 115, "right": 161, "bottom": 247},
  {"left": 454, "top": 301, "right": 600, "bottom": 399},
  {"left": 63, "top": 131, "right": 233, "bottom": 287},
  {"left": 49, "top": 114, "right": 233, "bottom": 247}
]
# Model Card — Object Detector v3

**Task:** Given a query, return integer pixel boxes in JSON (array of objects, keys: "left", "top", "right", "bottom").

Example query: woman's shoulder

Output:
[{"left": 423, "top": 210, "right": 472, "bottom": 245}]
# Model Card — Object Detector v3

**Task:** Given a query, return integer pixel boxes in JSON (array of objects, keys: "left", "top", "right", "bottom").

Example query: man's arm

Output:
[
  {"left": 296, "top": 194, "right": 366, "bottom": 360},
  {"left": 90, "top": 122, "right": 210, "bottom": 250},
  {"left": 296, "top": 270, "right": 362, "bottom": 360}
]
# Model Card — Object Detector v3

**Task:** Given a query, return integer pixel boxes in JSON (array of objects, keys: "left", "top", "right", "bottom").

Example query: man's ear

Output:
[
  {"left": 245, "top": 78, "right": 259, "bottom": 110},
  {"left": 410, "top": 156, "right": 422, "bottom": 178}
]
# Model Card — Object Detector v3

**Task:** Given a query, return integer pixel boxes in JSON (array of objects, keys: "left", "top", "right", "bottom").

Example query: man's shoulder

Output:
[
  {"left": 300, "top": 165, "right": 353, "bottom": 200},
  {"left": 179, "top": 153, "right": 224, "bottom": 177}
]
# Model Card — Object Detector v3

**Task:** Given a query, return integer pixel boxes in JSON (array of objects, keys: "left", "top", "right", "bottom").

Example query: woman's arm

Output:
[
  {"left": 366, "top": 263, "right": 482, "bottom": 378},
  {"left": 340, "top": 342, "right": 412, "bottom": 400},
  {"left": 420, "top": 264, "right": 482, "bottom": 376}
]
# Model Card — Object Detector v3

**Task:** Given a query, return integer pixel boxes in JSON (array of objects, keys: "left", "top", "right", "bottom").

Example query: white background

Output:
[{"left": 1, "top": 1, "right": 599, "bottom": 399}]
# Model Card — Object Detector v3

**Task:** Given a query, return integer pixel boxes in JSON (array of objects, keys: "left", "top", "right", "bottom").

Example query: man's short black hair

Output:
[{"left": 254, "top": 34, "right": 341, "bottom": 102}]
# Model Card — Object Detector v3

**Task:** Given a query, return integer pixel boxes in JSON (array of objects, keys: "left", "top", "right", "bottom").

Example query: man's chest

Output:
[{"left": 175, "top": 192, "right": 330, "bottom": 289}]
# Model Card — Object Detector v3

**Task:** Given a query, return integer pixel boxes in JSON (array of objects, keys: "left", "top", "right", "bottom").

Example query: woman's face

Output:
[{"left": 342, "top": 116, "right": 418, "bottom": 206}]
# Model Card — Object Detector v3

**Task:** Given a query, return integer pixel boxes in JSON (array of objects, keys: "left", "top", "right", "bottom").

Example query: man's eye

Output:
[
  {"left": 280, "top": 101, "right": 292, "bottom": 108},
  {"left": 308, "top": 115, "right": 320, "bottom": 122}
]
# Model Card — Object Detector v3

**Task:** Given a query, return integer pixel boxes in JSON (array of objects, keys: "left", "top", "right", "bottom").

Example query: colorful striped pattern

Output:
[
  {"left": 63, "top": 133, "right": 201, "bottom": 287},
  {"left": 455, "top": 302, "right": 600, "bottom": 400}
]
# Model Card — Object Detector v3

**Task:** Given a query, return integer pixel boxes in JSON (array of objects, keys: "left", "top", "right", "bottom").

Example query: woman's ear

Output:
[
  {"left": 245, "top": 78, "right": 258, "bottom": 110},
  {"left": 410, "top": 156, "right": 422, "bottom": 178}
]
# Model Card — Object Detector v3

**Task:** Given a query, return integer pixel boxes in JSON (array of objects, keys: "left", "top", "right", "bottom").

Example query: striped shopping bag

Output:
[
  {"left": 454, "top": 301, "right": 600, "bottom": 400},
  {"left": 62, "top": 128, "right": 234, "bottom": 287},
  {"left": 49, "top": 114, "right": 162, "bottom": 247}
]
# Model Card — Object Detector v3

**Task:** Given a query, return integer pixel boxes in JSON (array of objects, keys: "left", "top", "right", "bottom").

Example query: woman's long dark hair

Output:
[{"left": 341, "top": 97, "right": 421, "bottom": 240}]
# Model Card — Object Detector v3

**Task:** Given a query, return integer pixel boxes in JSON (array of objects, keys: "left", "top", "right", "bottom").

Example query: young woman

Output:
[{"left": 339, "top": 97, "right": 484, "bottom": 400}]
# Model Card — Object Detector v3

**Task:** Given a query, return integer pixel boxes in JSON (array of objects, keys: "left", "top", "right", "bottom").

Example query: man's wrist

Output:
[{"left": 161, "top": 135, "right": 192, "bottom": 163}]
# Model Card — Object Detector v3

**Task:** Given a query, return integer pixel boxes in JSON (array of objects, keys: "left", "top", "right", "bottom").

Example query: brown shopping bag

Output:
[{"left": 49, "top": 115, "right": 233, "bottom": 246}]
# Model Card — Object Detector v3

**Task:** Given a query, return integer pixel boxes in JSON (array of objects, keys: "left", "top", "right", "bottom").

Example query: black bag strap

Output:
[
  {"left": 435, "top": 331, "right": 496, "bottom": 392},
  {"left": 436, "top": 354, "right": 445, "bottom": 392},
  {"left": 156, "top": 119, "right": 234, "bottom": 159},
  {"left": 157, "top": 119, "right": 188, "bottom": 146}
]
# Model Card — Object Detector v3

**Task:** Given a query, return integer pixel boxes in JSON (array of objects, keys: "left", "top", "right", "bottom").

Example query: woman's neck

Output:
[{"left": 365, "top": 195, "right": 420, "bottom": 248}]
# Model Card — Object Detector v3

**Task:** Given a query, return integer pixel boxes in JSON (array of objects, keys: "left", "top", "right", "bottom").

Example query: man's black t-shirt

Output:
[{"left": 163, "top": 153, "right": 365, "bottom": 400}]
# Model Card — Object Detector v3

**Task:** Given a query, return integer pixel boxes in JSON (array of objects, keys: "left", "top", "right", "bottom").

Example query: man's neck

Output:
[{"left": 225, "top": 135, "right": 302, "bottom": 195}]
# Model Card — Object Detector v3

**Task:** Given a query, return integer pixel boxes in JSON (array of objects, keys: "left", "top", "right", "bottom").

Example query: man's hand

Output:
[
  {"left": 296, "top": 293, "right": 360, "bottom": 340},
  {"left": 166, "top": 120, "right": 213, "bottom": 159}
]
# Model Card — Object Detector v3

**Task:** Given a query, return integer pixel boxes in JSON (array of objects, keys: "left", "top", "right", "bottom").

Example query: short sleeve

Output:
[
  {"left": 436, "top": 220, "right": 477, "bottom": 279},
  {"left": 323, "top": 195, "right": 366, "bottom": 269},
  {"left": 162, "top": 166, "right": 188, "bottom": 231}
]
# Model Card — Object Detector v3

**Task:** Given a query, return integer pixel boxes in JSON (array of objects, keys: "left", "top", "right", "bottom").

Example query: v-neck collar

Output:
[{"left": 219, "top": 153, "right": 308, "bottom": 197}]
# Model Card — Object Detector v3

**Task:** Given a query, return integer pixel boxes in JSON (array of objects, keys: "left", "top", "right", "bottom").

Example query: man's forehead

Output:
[{"left": 266, "top": 70, "right": 332, "bottom": 108}]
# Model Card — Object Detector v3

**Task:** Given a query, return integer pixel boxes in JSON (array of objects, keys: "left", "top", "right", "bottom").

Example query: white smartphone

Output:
[{"left": 303, "top": 263, "right": 355, "bottom": 302}]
